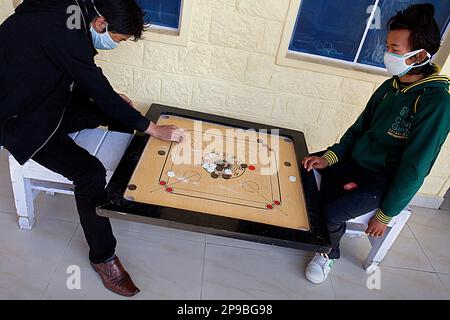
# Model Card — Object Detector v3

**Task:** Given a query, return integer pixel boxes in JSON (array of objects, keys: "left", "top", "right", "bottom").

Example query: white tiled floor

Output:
[
  {"left": 202, "top": 245, "right": 335, "bottom": 300},
  {"left": 0, "top": 149, "right": 449, "bottom": 300}
]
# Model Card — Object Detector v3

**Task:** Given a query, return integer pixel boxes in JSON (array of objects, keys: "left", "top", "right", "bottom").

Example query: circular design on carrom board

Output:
[
  {"left": 289, "top": 176, "right": 297, "bottom": 182},
  {"left": 201, "top": 152, "right": 246, "bottom": 180},
  {"left": 181, "top": 171, "right": 202, "bottom": 183},
  {"left": 266, "top": 204, "right": 274, "bottom": 210},
  {"left": 158, "top": 150, "right": 166, "bottom": 156},
  {"left": 242, "top": 181, "right": 260, "bottom": 193},
  {"left": 165, "top": 187, "right": 173, "bottom": 193},
  {"left": 248, "top": 165, "right": 256, "bottom": 171},
  {"left": 257, "top": 138, "right": 264, "bottom": 143},
  {"left": 159, "top": 181, "right": 167, "bottom": 186},
  {"left": 274, "top": 200, "right": 281, "bottom": 206},
  {"left": 284, "top": 161, "right": 292, "bottom": 167},
  {"left": 128, "top": 184, "right": 137, "bottom": 191},
  {"left": 240, "top": 164, "right": 248, "bottom": 169}
]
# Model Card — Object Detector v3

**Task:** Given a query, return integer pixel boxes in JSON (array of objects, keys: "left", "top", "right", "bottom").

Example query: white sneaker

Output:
[{"left": 305, "top": 253, "right": 334, "bottom": 284}]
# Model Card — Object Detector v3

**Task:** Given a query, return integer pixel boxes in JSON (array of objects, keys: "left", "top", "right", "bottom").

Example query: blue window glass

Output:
[
  {"left": 358, "top": 0, "right": 450, "bottom": 67},
  {"left": 289, "top": 0, "right": 376, "bottom": 62},
  {"left": 290, "top": 0, "right": 450, "bottom": 68},
  {"left": 137, "top": 0, "right": 182, "bottom": 29}
]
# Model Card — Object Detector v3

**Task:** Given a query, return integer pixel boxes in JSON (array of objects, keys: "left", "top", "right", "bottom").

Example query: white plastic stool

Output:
[
  {"left": 313, "top": 170, "right": 412, "bottom": 272},
  {"left": 8, "top": 128, "right": 133, "bottom": 230}
]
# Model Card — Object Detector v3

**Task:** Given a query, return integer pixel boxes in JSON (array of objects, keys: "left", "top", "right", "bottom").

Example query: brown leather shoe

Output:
[{"left": 91, "top": 256, "right": 140, "bottom": 297}]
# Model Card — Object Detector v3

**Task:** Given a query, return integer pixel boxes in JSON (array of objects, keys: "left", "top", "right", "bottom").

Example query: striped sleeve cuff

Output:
[
  {"left": 375, "top": 209, "right": 392, "bottom": 225},
  {"left": 321, "top": 150, "right": 339, "bottom": 166}
]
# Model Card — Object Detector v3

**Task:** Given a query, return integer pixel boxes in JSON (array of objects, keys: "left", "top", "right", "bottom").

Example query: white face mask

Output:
[
  {"left": 90, "top": 24, "right": 118, "bottom": 50},
  {"left": 384, "top": 49, "right": 431, "bottom": 77}
]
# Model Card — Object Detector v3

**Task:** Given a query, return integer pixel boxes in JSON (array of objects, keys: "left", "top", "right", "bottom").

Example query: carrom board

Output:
[
  {"left": 124, "top": 115, "right": 309, "bottom": 231},
  {"left": 97, "top": 104, "right": 331, "bottom": 253}
]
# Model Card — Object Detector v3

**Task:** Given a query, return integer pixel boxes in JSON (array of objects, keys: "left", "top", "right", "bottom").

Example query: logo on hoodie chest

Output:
[{"left": 387, "top": 106, "right": 412, "bottom": 140}]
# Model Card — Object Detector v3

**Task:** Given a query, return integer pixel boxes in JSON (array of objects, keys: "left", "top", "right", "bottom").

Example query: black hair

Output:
[
  {"left": 90, "top": 0, "right": 145, "bottom": 40},
  {"left": 388, "top": 3, "right": 441, "bottom": 77}
]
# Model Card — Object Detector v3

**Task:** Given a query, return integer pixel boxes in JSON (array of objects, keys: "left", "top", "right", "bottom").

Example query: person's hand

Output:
[
  {"left": 119, "top": 94, "right": 134, "bottom": 107},
  {"left": 146, "top": 122, "right": 185, "bottom": 143},
  {"left": 365, "top": 216, "right": 388, "bottom": 238},
  {"left": 302, "top": 156, "right": 329, "bottom": 172}
]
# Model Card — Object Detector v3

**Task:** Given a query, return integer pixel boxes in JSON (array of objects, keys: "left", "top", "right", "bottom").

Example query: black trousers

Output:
[
  {"left": 32, "top": 89, "right": 134, "bottom": 264},
  {"left": 318, "top": 159, "right": 392, "bottom": 259}
]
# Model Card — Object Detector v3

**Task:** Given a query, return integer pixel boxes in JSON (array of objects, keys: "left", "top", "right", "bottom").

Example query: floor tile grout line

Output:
[
  {"left": 329, "top": 274, "right": 338, "bottom": 300},
  {"left": 380, "top": 263, "right": 438, "bottom": 274},
  {"left": 200, "top": 241, "right": 207, "bottom": 300},
  {"left": 380, "top": 264, "right": 443, "bottom": 275},
  {"left": 0, "top": 211, "right": 18, "bottom": 216},
  {"left": 406, "top": 221, "right": 440, "bottom": 274},
  {"left": 204, "top": 241, "right": 313, "bottom": 257},
  {"left": 111, "top": 223, "right": 206, "bottom": 243},
  {"left": 436, "top": 273, "right": 450, "bottom": 298},
  {"left": 113, "top": 223, "right": 313, "bottom": 256},
  {"left": 0, "top": 208, "right": 16, "bottom": 215},
  {"left": 110, "top": 224, "right": 207, "bottom": 245},
  {"left": 39, "top": 223, "right": 81, "bottom": 300}
]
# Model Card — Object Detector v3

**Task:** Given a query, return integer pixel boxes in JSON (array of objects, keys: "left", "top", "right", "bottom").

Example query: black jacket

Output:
[{"left": 0, "top": 0, "right": 150, "bottom": 165}]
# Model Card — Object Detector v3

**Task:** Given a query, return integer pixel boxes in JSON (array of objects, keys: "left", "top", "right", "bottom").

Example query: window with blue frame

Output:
[
  {"left": 289, "top": 0, "right": 450, "bottom": 69},
  {"left": 137, "top": 0, "right": 182, "bottom": 29}
]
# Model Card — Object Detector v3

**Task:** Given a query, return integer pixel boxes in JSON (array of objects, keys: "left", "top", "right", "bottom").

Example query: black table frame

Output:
[{"left": 97, "top": 104, "right": 331, "bottom": 253}]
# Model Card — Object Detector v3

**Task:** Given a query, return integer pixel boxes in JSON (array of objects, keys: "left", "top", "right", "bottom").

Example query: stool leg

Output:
[
  {"left": 363, "top": 210, "right": 411, "bottom": 272},
  {"left": 9, "top": 156, "right": 36, "bottom": 230}
]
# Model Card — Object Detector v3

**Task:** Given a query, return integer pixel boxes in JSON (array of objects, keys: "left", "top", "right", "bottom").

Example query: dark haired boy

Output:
[
  {"left": 0, "top": 0, "right": 185, "bottom": 296},
  {"left": 302, "top": 3, "right": 449, "bottom": 283}
]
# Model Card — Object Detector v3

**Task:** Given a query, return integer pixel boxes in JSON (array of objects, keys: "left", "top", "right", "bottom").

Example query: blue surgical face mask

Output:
[
  {"left": 90, "top": 24, "right": 118, "bottom": 50},
  {"left": 89, "top": 3, "right": 118, "bottom": 50}
]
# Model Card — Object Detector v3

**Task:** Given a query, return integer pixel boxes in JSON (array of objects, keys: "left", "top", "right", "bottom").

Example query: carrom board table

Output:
[{"left": 97, "top": 104, "right": 331, "bottom": 253}]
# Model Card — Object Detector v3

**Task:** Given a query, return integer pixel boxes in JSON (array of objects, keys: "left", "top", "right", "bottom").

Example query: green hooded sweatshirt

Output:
[{"left": 322, "top": 72, "right": 450, "bottom": 224}]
